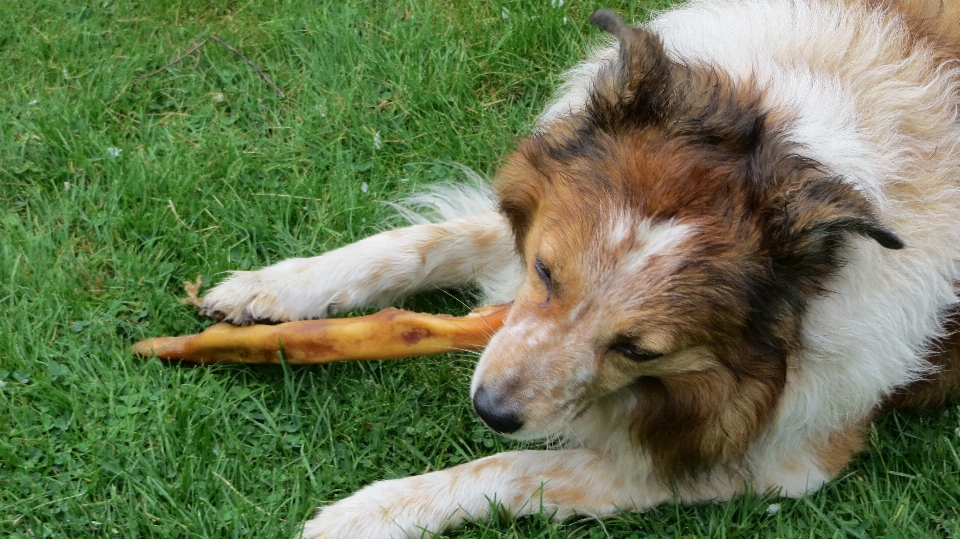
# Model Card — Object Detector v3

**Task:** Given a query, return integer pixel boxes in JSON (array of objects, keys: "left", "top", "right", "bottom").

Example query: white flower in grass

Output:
[
  {"left": 767, "top": 503, "right": 780, "bottom": 514},
  {"left": 106, "top": 147, "right": 122, "bottom": 158},
  {"left": 28, "top": 99, "right": 38, "bottom": 106},
  {"left": 373, "top": 131, "right": 382, "bottom": 150},
  {"left": 551, "top": 0, "right": 563, "bottom": 6},
  {"left": 501, "top": 6, "right": 510, "bottom": 19},
  {"left": 361, "top": 182, "right": 368, "bottom": 193}
]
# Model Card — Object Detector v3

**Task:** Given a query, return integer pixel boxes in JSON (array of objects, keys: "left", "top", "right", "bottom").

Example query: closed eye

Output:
[
  {"left": 535, "top": 256, "right": 552, "bottom": 306},
  {"left": 611, "top": 342, "right": 664, "bottom": 362}
]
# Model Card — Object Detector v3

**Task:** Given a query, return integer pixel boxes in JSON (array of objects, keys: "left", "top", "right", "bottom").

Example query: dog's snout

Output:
[{"left": 473, "top": 384, "right": 523, "bottom": 435}]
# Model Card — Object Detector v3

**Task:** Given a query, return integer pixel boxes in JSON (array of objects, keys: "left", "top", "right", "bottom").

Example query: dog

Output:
[{"left": 198, "top": 1, "right": 960, "bottom": 537}]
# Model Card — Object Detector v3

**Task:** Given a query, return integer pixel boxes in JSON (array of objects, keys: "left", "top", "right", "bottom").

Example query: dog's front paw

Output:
[
  {"left": 198, "top": 255, "right": 364, "bottom": 325},
  {"left": 198, "top": 270, "right": 298, "bottom": 325},
  {"left": 298, "top": 475, "right": 460, "bottom": 539},
  {"left": 298, "top": 498, "right": 418, "bottom": 539},
  {"left": 299, "top": 506, "right": 401, "bottom": 539}
]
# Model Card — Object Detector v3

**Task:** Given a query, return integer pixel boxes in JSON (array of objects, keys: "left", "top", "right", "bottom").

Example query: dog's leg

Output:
[
  {"left": 200, "top": 212, "right": 520, "bottom": 325},
  {"left": 299, "top": 449, "right": 673, "bottom": 539}
]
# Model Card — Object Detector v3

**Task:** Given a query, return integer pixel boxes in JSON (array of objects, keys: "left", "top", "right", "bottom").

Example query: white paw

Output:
[
  {"left": 298, "top": 498, "right": 423, "bottom": 539},
  {"left": 299, "top": 506, "right": 403, "bottom": 539},
  {"left": 198, "top": 252, "right": 382, "bottom": 325},
  {"left": 198, "top": 270, "right": 301, "bottom": 325},
  {"left": 199, "top": 261, "right": 350, "bottom": 325},
  {"left": 297, "top": 476, "right": 458, "bottom": 539}
]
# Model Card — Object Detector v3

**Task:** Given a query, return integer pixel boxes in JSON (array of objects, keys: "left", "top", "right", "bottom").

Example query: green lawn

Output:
[{"left": 2, "top": 1, "right": 959, "bottom": 538}]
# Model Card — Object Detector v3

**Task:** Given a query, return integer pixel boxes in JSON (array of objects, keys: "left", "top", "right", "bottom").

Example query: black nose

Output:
[{"left": 472, "top": 384, "right": 523, "bottom": 434}]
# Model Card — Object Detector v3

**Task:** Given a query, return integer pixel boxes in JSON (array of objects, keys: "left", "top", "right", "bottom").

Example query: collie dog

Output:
[{"left": 199, "top": 0, "right": 960, "bottom": 537}]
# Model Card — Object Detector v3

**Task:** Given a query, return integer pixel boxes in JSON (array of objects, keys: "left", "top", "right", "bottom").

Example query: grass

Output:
[{"left": 1, "top": 0, "right": 959, "bottom": 537}]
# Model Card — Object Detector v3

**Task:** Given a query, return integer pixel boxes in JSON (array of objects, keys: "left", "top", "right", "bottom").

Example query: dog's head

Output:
[{"left": 471, "top": 10, "right": 903, "bottom": 476}]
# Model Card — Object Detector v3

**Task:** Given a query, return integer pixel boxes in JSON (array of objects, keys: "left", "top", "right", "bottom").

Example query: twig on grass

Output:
[
  {"left": 135, "top": 37, "right": 212, "bottom": 80},
  {"left": 208, "top": 35, "right": 285, "bottom": 98},
  {"left": 136, "top": 34, "right": 285, "bottom": 98}
]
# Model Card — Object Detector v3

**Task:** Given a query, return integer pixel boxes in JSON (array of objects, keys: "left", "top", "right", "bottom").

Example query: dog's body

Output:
[{"left": 200, "top": 0, "right": 960, "bottom": 537}]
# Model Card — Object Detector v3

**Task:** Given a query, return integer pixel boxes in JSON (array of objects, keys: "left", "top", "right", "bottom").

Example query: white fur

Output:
[{"left": 621, "top": 219, "right": 691, "bottom": 274}]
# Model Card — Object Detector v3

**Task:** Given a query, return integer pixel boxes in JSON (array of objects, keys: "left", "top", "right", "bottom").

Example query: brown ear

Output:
[
  {"left": 589, "top": 9, "right": 674, "bottom": 127},
  {"left": 764, "top": 177, "right": 903, "bottom": 281}
]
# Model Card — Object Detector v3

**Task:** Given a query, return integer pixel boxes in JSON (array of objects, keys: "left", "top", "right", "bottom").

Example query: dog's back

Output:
[
  {"left": 883, "top": 0, "right": 960, "bottom": 405},
  {"left": 827, "top": 0, "right": 960, "bottom": 409}
]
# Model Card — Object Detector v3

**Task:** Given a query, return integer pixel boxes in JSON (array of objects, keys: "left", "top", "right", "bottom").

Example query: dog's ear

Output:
[
  {"left": 763, "top": 176, "right": 903, "bottom": 281},
  {"left": 589, "top": 9, "right": 674, "bottom": 127}
]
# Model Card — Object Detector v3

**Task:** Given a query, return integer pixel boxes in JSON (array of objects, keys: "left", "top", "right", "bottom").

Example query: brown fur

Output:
[{"left": 812, "top": 419, "right": 872, "bottom": 476}]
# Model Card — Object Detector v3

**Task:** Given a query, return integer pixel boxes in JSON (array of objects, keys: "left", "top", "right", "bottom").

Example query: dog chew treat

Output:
[{"left": 131, "top": 303, "right": 511, "bottom": 365}]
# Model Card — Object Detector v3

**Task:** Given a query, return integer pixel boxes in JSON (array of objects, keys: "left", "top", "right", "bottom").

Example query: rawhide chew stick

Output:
[{"left": 132, "top": 303, "right": 511, "bottom": 365}]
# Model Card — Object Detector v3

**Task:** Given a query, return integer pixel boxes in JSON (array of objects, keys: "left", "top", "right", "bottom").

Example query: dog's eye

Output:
[
  {"left": 611, "top": 342, "right": 663, "bottom": 362},
  {"left": 535, "top": 257, "right": 552, "bottom": 288},
  {"left": 535, "top": 256, "right": 553, "bottom": 306}
]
